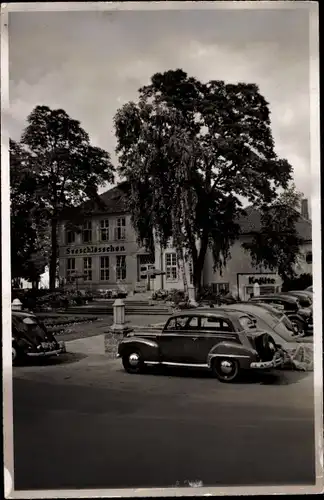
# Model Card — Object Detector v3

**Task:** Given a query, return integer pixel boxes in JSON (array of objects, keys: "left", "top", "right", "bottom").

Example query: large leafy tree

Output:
[
  {"left": 18, "top": 106, "right": 115, "bottom": 289},
  {"left": 114, "top": 69, "right": 294, "bottom": 295},
  {"left": 10, "top": 139, "right": 49, "bottom": 287},
  {"left": 243, "top": 185, "right": 304, "bottom": 281}
]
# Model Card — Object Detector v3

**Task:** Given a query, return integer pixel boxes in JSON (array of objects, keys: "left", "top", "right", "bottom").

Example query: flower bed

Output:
[{"left": 37, "top": 315, "right": 99, "bottom": 335}]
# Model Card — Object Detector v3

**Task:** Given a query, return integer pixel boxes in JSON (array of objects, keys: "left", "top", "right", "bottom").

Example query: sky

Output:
[{"left": 8, "top": 4, "right": 313, "bottom": 200}]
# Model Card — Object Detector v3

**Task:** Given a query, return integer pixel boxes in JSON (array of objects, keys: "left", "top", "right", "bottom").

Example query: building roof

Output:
[
  {"left": 237, "top": 206, "right": 312, "bottom": 241},
  {"left": 60, "top": 182, "right": 130, "bottom": 220},
  {"left": 61, "top": 183, "right": 311, "bottom": 241}
]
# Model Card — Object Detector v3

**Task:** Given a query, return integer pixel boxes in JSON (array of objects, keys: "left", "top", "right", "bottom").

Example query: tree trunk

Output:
[
  {"left": 178, "top": 247, "right": 189, "bottom": 299},
  {"left": 193, "top": 231, "right": 209, "bottom": 299},
  {"left": 49, "top": 216, "right": 58, "bottom": 290},
  {"left": 193, "top": 261, "right": 204, "bottom": 297}
]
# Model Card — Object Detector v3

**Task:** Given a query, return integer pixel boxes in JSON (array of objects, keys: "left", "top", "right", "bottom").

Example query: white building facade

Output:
[{"left": 58, "top": 185, "right": 312, "bottom": 298}]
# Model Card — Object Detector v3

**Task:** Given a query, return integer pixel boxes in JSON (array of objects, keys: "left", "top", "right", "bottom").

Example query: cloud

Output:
[{"left": 8, "top": 7, "right": 313, "bottom": 198}]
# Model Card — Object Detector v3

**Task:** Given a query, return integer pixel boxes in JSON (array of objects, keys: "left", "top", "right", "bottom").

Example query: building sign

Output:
[
  {"left": 66, "top": 245, "right": 126, "bottom": 256},
  {"left": 237, "top": 273, "right": 282, "bottom": 301}
]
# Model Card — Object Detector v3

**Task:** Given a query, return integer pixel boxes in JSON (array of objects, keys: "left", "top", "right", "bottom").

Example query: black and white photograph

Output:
[{"left": 1, "top": 1, "right": 322, "bottom": 497}]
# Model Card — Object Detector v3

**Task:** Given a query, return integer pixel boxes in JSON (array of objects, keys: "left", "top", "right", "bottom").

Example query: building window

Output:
[
  {"left": 211, "top": 282, "right": 230, "bottom": 295},
  {"left": 100, "top": 256, "right": 110, "bottom": 281},
  {"left": 82, "top": 220, "right": 92, "bottom": 243},
  {"left": 115, "top": 217, "right": 126, "bottom": 241},
  {"left": 165, "top": 252, "right": 177, "bottom": 281},
  {"left": 100, "top": 219, "right": 110, "bottom": 241},
  {"left": 66, "top": 229, "right": 75, "bottom": 244},
  {"left": 306, "top": 252, "right": 312, "bottom": 264},
  {"left": 116, "top": 255, "right": 126, "bottom": 280},
  {"left": 66, "top": 258, "right": 76, "bottom": 282},
  {"left": 83, "top": 257, "right": 92, "bottom": 281}
]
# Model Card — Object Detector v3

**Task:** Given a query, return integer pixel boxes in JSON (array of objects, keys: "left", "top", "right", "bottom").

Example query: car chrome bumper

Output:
[
  {"left": 250, "top": 355, "right": 284, "bottom": 369},
  {"left": 27, "top": 344, "right": 66, "bottom": 357}
]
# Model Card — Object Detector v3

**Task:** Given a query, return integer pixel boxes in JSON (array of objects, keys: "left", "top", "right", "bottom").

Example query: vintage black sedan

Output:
[
  {"left": 12, "top": 309, "right": 66, "bottom": 365},
  {"left": 117, "top": 310, "right": 284, "bottom": 382}
]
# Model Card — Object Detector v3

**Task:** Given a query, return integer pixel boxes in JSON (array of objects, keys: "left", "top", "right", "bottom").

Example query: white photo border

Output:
[{"left": 1, "top": 1, "right": 322, "bottom": 498}]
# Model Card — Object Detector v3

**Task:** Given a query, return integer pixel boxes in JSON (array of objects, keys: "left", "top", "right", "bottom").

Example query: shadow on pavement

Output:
[
  {"left": 136, "top": 365, "right": 311, "bottom": 386},
  {"left": 14, "top": 352, "right": 88, "bottom": 367}
]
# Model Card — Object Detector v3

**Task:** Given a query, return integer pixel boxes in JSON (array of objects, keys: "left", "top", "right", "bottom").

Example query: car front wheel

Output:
[
  {"left": 211, "top": 357, "right": 241, "bottom": 383},
  {"left": 122, "top": 350, "right": 144, "bottom": 374}
]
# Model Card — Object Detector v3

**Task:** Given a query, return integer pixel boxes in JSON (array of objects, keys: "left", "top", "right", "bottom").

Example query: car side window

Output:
[
  {"left": 187, "top": 317, "right": 199, "bottom": 329},
  {"left": 200, "top": 317, "right": 233, "bottom": 333},
  {"left": 165, "top": 317, "right": 188, "bottom": 331}
]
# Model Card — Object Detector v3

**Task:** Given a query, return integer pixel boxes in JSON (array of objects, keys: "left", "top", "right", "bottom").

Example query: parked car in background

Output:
[
  {"left": 248, "top": 294, "right": 313, "bottom": 336},
  {"left": 118, "top": 310, "right": 284, "bottom": 383},
  {"left": 281, "top": 291, "right": 313, "bottom": 308},
  {"left": 218, "top": 303, "right": 312, "bottom": 347},
  {"left": 12, "top": 309, "right": 66, "bottom": 365}
]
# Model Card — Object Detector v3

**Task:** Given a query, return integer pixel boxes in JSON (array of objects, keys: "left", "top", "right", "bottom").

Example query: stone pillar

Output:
[
  {"left": 188, "top": 284, "right": 198, "bottom": 307},
  {"left": 12, "top": 299, "right": 22, "bottom": 311},
  {"left": 104, "top": 299, "right": 133, "bottom": 359}
]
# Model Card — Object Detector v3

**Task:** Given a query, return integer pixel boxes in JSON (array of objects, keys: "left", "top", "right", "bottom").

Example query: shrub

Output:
[
  {"left": 151, "top": 289, "right": 169, "bottom": 301},
  {"left": 282, "top": 273, "right": 312, "bottom": 292},
  {"left": 197, "top": 285, "right": 219, "bottom": 303}
]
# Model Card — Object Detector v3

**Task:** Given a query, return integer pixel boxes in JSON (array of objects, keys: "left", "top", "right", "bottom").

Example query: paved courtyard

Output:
[{"left": 12, "top": 344, "right": 315, "bottom": 491}]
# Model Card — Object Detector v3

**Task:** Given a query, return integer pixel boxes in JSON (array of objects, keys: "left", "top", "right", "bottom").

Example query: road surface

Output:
[{"left": 12, "top": 353, "right": 315, "bottom": 491}]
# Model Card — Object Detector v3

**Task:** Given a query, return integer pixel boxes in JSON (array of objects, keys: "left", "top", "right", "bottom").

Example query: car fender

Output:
[
  {"left": 118, "top": 336, "right": 160, "bottom": 361},
  {"left": 207, "top": 341, "right": 256, "bottom": 369}
]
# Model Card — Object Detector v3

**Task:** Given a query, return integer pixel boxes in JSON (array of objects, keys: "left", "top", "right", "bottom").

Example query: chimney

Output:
[{"left": 301, "top": 198, "right": 309, "bottom": 220}]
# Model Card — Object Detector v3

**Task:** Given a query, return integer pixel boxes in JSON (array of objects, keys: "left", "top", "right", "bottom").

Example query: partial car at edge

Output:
[{"left": 12, "top": 309, "right": 66, "bottom": 365}]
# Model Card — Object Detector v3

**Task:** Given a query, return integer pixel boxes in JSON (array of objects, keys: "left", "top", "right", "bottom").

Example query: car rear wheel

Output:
[
  {"left": 211, "top": 357, "right": 241, "bottom": 383},
  {"left": 122, "top": 350, "right": 144, "bottom": 374}
]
